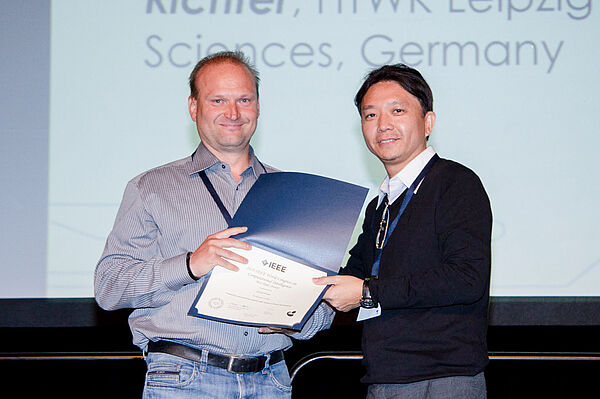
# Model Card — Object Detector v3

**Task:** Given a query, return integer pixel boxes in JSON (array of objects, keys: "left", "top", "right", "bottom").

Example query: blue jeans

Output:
[
  {"left": 366, "top": 372, "right": 486, "bottom": 399},
  {"left": 142, "top": 351, "right": 292, "bottom": 399}
]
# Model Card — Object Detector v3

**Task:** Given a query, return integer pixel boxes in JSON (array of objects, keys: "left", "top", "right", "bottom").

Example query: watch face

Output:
[{"left": 360, "top": 299, "right": 376, "bottom": 309}]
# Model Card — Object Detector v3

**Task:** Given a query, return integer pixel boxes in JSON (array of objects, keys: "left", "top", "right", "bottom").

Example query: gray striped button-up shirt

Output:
[{"left": 95, "top": 143, "right": 334, "bottom": 355}]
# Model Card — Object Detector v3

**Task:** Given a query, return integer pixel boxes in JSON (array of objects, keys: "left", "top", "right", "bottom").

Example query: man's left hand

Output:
[{"left": 258, "top": 326, "right": 296, "bottom": 334}]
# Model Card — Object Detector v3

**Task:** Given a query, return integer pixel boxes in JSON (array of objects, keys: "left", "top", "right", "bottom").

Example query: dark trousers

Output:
[{"left": 366, "top": 372, "right": 486, "bottom": 399}]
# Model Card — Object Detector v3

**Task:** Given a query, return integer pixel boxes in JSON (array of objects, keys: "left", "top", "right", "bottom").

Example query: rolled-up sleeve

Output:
[{"left": 290, "top": 301, "right": 335, "bottom": 340}]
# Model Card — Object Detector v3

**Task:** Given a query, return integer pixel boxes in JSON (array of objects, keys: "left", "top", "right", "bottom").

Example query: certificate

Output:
[
  {"left": 188, "top": 246, "right": 328, "bottom": 330},
  {"left": 188, "top": 172, "right": 369, "bottom": 329}
]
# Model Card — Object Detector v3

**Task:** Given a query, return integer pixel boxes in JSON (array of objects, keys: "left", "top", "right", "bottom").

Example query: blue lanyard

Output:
[
  {"left": 197, "top": 159, "right": 268, "bottom": 226},
  {"left": 370, "top": 154, "right": 439, "bottom": 277},
  {"left": 199, "top": 170, "right": 233, "bottom": 225}
]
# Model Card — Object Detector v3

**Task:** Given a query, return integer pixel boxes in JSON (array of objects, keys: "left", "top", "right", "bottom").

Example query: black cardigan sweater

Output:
[{"left": 342, "top": 157, "right": 492, "bottom": 384}]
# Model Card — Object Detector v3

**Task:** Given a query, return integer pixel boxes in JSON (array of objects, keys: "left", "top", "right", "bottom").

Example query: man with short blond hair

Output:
[{"left": 95, "top": 51, "right": 334, "bottom": 398}]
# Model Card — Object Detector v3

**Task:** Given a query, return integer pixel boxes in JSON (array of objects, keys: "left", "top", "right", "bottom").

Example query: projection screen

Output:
[{"left": 1, "top": 0, "right": 599, "bottom": 325}]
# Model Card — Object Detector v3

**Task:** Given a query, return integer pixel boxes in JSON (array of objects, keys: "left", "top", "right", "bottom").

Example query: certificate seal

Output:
[{"left": 208, "top": 297, "right": 224, "bottom": 309}]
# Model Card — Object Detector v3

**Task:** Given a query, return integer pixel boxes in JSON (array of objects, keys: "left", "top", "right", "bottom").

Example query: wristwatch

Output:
[{"left": 360, "top": 277, "right": 377, "bottom": 309}]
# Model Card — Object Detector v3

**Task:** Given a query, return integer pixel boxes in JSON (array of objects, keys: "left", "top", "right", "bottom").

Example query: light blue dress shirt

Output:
[{"left": 95, "top": 143, "right": 334, "bottom": 355}]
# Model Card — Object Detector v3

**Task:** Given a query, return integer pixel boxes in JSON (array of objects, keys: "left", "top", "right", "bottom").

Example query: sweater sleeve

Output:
[{"left": 340, "top": 198, "right": 377, "bottom": 279}]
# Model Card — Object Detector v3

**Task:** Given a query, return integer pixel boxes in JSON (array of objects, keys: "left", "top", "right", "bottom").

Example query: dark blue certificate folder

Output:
[
  {"left": 231, "top": 172, "right": 369, "bottom": 274},
  {"left": 188, "top": 172, "right": 369, "bottom": 329}
]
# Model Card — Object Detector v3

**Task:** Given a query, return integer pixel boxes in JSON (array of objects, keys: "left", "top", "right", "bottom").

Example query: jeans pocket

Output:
[
  {"left": 267, "top": 362, "right": 292, "bottom": 391},
  {"left": 145, "top": 354, "right": 196, "bottom": 388}
]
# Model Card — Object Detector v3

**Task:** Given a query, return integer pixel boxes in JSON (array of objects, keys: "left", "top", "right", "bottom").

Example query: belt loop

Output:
[
  {"left": 264, "top": 352, "right": 271, "bottom": 369},
  {"left": 200, "top": 348, "right": 209, "bottom": 370}
]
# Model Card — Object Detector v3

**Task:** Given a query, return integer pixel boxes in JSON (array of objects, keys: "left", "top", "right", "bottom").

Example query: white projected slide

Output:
[{"left": 47, "top": 0, "right": 599, "bottom": 297}]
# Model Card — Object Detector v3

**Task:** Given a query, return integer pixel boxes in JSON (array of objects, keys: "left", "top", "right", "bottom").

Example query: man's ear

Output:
[
  {"left": 188, "top": 96, "right": 197, "bottom": 122},
  {"left": 424, "top": 111, "right": 436, "bottom": 138}
]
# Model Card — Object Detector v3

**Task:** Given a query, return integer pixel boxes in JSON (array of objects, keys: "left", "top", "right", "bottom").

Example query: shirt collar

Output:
[
  {"left": 378, "top": 146, "right": 436, "bottom": 205},
  {"left": 187, "top": 142, "right": 264, "bottom": 179}
]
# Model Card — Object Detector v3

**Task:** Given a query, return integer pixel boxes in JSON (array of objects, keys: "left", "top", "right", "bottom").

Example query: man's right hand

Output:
[
  {"left": 188, "top": 226, "right": 251, "bottom": 279},
  {"left": 313, "top": 275, "right": 363, "bottom": 312}
]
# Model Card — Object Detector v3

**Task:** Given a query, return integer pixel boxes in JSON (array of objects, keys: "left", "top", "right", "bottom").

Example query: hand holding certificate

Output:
[
  {"left": 188, "top": 172, "right": 369, "bottom": 330},
  {"left": 191, "top": 245, "right": 328, "bottom": 329},
  {"left": 187, "top": 226, "right": 251, "bottom": 277}
]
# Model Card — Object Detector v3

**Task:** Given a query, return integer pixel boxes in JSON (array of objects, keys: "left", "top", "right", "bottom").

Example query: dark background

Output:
[{"left": 1, "top": 299, "right": 599, "bottom": 398}]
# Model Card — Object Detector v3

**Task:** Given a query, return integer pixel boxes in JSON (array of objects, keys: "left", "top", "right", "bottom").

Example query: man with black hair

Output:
[{"left": 315, "top": 64, "right": 492, "bottom": 398}]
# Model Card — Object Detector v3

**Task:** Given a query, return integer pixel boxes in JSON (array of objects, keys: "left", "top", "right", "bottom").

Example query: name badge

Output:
[{"left": 357, "top": 304, "right": 381, "bottom": 321}]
